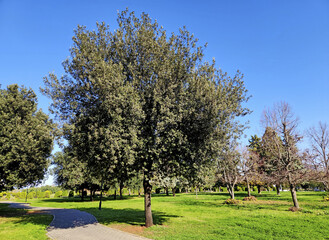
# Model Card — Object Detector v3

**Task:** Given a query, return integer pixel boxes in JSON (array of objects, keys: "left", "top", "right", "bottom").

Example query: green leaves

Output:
[{"left": 0, "top": 84, "right": 55, "bottom": 189}]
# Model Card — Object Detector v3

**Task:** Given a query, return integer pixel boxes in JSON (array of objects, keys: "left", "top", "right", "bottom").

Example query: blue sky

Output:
[{"left": 1, "top": 1, "right": 329, "bottom": 184}]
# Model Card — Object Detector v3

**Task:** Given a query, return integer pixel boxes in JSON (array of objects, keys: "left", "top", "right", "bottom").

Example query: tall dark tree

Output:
[
  {"left": 42, "top": 10, "right": 250, "bottom": 227},
  {"left": 0, "top": 84, "right": 55, "bottom": 190}
]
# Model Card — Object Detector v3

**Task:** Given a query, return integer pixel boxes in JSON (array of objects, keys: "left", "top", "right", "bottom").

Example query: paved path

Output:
[{"left": 1, "top": 201, "right": 150, "bottom": 240}]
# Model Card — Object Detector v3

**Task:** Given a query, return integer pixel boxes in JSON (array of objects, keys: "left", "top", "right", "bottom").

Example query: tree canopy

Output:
[
  {"left": 42, "top": 9, "right": 250, "bottom": 227},
  {"left": 0, "top": 84, "right": 55, "bottom": 190}
]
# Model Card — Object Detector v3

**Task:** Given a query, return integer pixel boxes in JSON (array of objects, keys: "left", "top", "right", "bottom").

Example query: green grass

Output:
[
  {"left": 0, "top": 203, "right": 53, "bottom": 240},
  {"left": 16, "top": 191, "right": 328, "bottom": 240}
]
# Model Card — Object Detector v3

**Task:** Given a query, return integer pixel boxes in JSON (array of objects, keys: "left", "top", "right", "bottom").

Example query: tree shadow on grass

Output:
[
  {"left": 0, "top": 203, "right": 52, "bottom": 227},
  {"left": 77, "top": 207, "right": 179, "bottom": 226}
]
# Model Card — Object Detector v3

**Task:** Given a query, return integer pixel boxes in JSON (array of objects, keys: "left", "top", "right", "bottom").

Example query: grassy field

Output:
[
  {"left": 9, "top": 191, "right": 328, "bottom": 240},
  {"left": 0, "top": 204, "right": 53, "bottom": 240}
]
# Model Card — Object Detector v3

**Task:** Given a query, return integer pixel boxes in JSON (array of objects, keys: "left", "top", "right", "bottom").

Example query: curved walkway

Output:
[{"left": 1, "top": 201, "right": 150, "bottom": 240}]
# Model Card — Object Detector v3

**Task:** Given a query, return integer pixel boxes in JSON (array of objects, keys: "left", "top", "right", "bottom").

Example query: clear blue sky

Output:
[{"left": 1, "top": 1, "right": 329, "bottom": 184}]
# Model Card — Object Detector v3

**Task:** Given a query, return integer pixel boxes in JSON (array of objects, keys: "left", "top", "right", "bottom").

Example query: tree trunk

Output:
[
  {"left": 276, "top": 183, "right": 281, "bottom": 196},
  {"left": 99, "top": 180, "right": 104, "bottom": 210},
  {"left": 119, "top": 184, "right": 123, "bottom": 200},
  {"left": 165, "top": 187, "right": 169, "bottom": 196},
  {"left": 143, "top": 178, "right": 153, "bottom": 227},
  {"left": 128, "top": 188, "right": 131, "bottom": 196},
  {"left": 90, "top": 188, "right": 93, "bottom": 201},
  {"left": 25, "top": 188, "right": 29, "bottom": 203},
  {"left": 195, "top": 187, "right": 198, "bottom": 198},
  {"left": 138, "top": 188, "right": 141, "bottom": 197},
  {"left": 290, "top": 184, "right": 299, "bottom": 209},
  {"left": 172, "top": 187, "right": 176, "bottom": 197},
  {"left": 81, "top": 189, "right": 84, "bottom": 201},
  {"left": 257, "top": 185, "right": 261, "bottom": 194},
  {"left": 227, "top": 184, "right": 235, "bottom": 199},
  {"left": 218, "top": 186, "right": 221, "bottom": 192},
  {"left": 247, "top": 182, "right": 251, "bottom": 197},
  {"left": 114, "top": 189, "right": 117, "bottom": 200}
]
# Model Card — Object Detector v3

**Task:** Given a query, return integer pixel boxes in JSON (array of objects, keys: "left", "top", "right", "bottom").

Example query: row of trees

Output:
[
  {"left": 218, "top": 102, "right": 329, "bottom": 209},
  {"left": 42, "top": 10, "right": 250, "bottom": 227}
]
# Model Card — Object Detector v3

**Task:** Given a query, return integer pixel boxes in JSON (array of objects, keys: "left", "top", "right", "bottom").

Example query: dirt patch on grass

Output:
[
  {"left": 110, "top": 224, "right": 147, "bottom": 236},
  {"left": 244, "top": 200, "right": 291, "bottom": 205}
]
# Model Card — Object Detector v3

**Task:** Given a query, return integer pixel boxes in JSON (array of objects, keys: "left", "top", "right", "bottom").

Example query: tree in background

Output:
[
  {"left": 307, "top": 122, "right": 329, "bottom": 190},
  {"left": 0, "top": 84, "right": 55, "bottom": 190},
  {"left": 216, "top": 142, "right": 243, "bottom": 199},
  {"left": 262, "top": 102, "right": 306, "bottom": 209}
]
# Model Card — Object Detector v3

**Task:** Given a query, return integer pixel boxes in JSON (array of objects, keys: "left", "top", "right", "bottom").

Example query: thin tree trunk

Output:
[
  {"left": 165, "top": 187, "right": 169, "bottom": 196},
  {"left": 99, "top": 180, "right": 104, "bottom": 210},
  {"left": 290, "top": 184, "right": 299, "bottom": 208},
  {"left": 114, "top": 189, "right": 117, "bottom": 200},
  {"left": 247, "top": 182, "right": 251, "bottom": 197},
  {"left": 119, "top": 183, "right": 123, "bottom": 200},
  {"left": 25, "top": 187, "right": 29, "bottom": 203},
  {"left": 143, "top": 178, "right": 153, "bottom": 227},
  {"left": 128, "top": 188, "right": 131, "bottom": 196},
  {"left": 172, "top": 187, "right": 176, "bottom": 197},
  {"left": 276, "top": 183, "right": 281, "bottom": 195},
  {"left": 218, "top": 186, "right": 221, "bottom": 192},
  {"left": 138, "top": 188, "right": 141, "bottom": 197},
  {"left": 257, "top": 185, "right": 261, "bottom": 194},
  {"left": 90, "top": 188, "right": 93, "bottom": 201},
  {"left": 227, "top": 184, "right": 235, "bottom": 199},
  {"left": 81, "top": 189, "right": 84, "bottom": 201}
]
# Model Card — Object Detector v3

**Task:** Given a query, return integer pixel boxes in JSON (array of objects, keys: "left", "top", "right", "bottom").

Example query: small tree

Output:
[
  {"left": 307, "top": 122, "right": 329, "bottom": 190},
  {"left": 217, "top": 142, "right": 243, "bottom": 199},
  {"left": 262, "top": 102, "right": 306, "bottom": 209}
]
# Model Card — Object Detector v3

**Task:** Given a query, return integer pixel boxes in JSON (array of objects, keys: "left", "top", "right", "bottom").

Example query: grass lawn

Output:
[
  {"left": 0, "top": 203, "right": 53, "bottom": 240},
  {"left": 11, "top": 191, "right": 329, "bottom": 240}
]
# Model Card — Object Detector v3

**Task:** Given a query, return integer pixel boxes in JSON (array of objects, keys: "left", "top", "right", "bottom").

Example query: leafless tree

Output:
[
  {"left": 307, "top": 122, "right": 329, "bottom": 190},
  {"left": 217, "top": 142, "right": 243, "bottom": 199},
  {"left": 262, "top": 102, "right": 305, "bottom": 209}
]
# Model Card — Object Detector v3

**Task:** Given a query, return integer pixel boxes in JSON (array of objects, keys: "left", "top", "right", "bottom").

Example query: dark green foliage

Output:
[
  {"left": 0, "top": 84, "right": 55, "bottom": 189},
  {"left": 42, "top": 9, "right": 249, "bottom": 226},
  {"left": 68, "top": 190, "right": 74, "bottom": 197}
]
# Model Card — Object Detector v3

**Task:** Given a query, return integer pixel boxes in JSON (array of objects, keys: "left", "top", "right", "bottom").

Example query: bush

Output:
[
  {"left": 253, "top": 186, "right": 257, "bottom": 192},
  {"left": 27, "top": 192, "right": 36, "bottom": 199},
  {"left": 44, "top": 190, "right": 52, "bottom": 198},
  {"left": 243, "top": 196, "right": 257, "bottom": 201},
  {"left": 224, "top": 198, "right": 242, "bottom": 205},
  {"left": 37, "top": 191, "right": 45, "bottom": 198},
  {"left": 62, "top": 190, "right": 69, "bottom": 197},
  {"left": 236, "top": 186, "right": 242, "bottom": 192},
  {"left": 19, "top": 192, "right": 27, "bottom": 199},
  {"left": 0, "top": 192, "right": 3, "bottom": 198},
  {"left": 54, "top": 190, "right": 63, "bottom": 198}
]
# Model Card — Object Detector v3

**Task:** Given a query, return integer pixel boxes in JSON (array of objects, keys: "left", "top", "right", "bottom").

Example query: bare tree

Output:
[
  {"left": 307, "top": 122, "right": 329, "bottom": 190},
  {"left": 262, "top": 102, "right": 305, "bottom": 209},
  {"left": 217, "top": 142, "right": 243, "bottom": 199}
]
